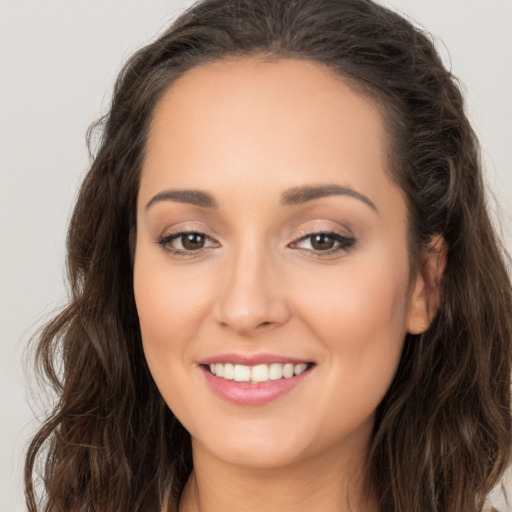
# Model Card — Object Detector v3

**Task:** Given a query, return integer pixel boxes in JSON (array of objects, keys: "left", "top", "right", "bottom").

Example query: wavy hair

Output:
[{"left": 25, "top": 0, "right": 512, "bottom": 510}]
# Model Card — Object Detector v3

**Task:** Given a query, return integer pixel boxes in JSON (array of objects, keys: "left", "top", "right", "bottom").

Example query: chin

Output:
[
  {"left": 190, "top": 421, "right": 313, "bottom": 469},
  {"left": 204, "top": 441, "right": 307, "bottom": 470}
]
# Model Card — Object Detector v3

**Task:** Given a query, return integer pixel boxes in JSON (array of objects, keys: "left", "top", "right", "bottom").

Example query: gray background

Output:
[{"left": 1, "top": 1, "right": 511, "bottom": 510}]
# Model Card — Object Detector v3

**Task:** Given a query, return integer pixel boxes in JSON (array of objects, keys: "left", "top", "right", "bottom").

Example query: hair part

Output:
[{"left": 25, "top": 1, "right": 512, "bottom": 511}]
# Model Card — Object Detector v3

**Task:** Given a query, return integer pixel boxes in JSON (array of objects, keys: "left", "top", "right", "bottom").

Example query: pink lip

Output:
[
  {"left": 199, "top": 353, "right": 311, "bottom": 366},
  {"left": 199, "top": 363, "right": 314, "bottom": 406}
]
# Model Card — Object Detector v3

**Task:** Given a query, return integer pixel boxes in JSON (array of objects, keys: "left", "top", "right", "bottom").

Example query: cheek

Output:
[
  {"left": 132, "top": 249, "right": 213, "bottom": 398},
  {"left": 134, "top": 251, "right": 211, "bottom": 341},
  {"left": 293, "top": 248, "right": 410, "bottom": 398},
  {"left": 133, "top": 259, "right": 214, "bottom": 428},
  {"left": 299, "top": 251, "right": 409, "bottom": 338},
  {"left": 319, "top": 274, "right": 407, "bottom": 348}
]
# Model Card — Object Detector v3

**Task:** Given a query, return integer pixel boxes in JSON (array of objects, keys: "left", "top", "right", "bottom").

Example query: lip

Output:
[
  {"left": 198, "top": 353, "right": 312, "bottom": 366},
  {"left": 198, "top": 356, "right": 314, "bottom": 405}
]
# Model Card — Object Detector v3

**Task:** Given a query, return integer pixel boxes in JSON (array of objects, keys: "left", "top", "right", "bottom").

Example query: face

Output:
[{"left": 134, "top": 58, "right": 430, "bottom": 470}]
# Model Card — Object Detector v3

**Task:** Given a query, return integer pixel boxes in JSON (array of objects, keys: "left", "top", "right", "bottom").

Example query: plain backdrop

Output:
[{"left": 1, "top": 1, "right": 511, "bottom": 510}]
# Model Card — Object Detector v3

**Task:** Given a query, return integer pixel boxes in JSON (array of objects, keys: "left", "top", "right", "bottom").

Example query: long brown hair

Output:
[{"left": 25, "top": 1, "right": 512, "bottom": 510}]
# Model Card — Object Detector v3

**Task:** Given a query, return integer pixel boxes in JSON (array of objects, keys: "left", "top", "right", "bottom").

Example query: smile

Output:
[
  {"left": 200, "top": 358, "right": 315, "bottom": 405},
  {"left": 208, "top": 362, "right": 310, "bottom": 383}
]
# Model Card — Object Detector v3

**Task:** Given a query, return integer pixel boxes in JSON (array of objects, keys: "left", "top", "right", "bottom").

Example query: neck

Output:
[{"left": 179, "top": 439, "right": 379, "bottom": 512}]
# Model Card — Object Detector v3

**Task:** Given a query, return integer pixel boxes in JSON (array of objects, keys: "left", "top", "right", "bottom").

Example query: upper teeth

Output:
[{"left": 209, "top": 363, "right": 309, "bottom": 383}]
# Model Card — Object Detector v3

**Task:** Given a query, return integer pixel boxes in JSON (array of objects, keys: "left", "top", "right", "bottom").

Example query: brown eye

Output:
[
  {"left": 310, "top": 234, "right": 335, "bottom": 251},
  {"left": 157, "top": 231, "right": 219, "bottom": 255},
  {"left": 181, "top": 233, "right": 205, "bottom": 250},
  {"left": 290, "top": 231, "right": 356, "bottom": 255}
]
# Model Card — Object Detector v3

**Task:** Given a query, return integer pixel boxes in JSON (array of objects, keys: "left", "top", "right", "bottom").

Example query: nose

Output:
[{"left": 216, "top": 245, "right": 291, "bottom": 336}]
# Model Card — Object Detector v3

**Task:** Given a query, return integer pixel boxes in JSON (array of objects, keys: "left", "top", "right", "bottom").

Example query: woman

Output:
[{"left": 24, "top": 0, "right": 512, "bottom": 510}]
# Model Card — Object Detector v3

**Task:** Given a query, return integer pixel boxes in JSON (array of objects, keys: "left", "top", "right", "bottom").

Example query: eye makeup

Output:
[
  {"left": 156, "top": 228, "right": 356, "bottom": 259},
  {"left": 157, "top": 230, "right": 220, "bottom": 257}
]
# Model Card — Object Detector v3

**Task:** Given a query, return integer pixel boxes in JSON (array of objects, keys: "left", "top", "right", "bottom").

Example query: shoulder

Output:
[{"left": 485, "top": 469, "right": 512, "bottom": 512}]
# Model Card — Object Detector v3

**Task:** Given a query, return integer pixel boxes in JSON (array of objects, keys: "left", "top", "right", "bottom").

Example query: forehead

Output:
[{"left": 141, "top": 57, "right": 396, "bottom": 211}]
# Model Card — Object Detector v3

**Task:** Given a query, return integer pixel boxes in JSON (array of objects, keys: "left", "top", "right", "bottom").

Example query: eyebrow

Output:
[
  {"left": 145, "top": 189, "right": 218, "bottom": 210},
  {"left": 281, "top": 184, "right": 378, "bottom": 213},
  {"left": 145, "top": 184, "right": 378, "bottom": 213}
]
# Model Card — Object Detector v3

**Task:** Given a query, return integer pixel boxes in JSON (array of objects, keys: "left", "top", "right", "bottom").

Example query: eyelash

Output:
[
  {"left": 157, "top": 230, "right": 356, "bottom": 257},
  {"left": 157, "top": 231, "right": 220, "bottom": 257},
  {"left": 290, "top": 231, "right": 356, "bottom": 256}
]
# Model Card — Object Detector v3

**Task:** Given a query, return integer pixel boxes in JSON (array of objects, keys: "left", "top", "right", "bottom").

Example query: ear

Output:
[{"left": 406, "top": 235, "right": 447, "bottom": 335}]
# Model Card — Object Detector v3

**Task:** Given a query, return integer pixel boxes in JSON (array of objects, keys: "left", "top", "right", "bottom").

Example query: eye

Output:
[
  {"left": 290, "top": 231, "right": 356, "bottom": 255},
  {"left": 157, "top": 231, "right": 219, "bottom": 255}
]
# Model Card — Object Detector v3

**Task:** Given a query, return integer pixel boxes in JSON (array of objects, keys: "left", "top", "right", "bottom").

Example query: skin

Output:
[{"left": 134, "top": 58, "right": 438, "bottom": 512}]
